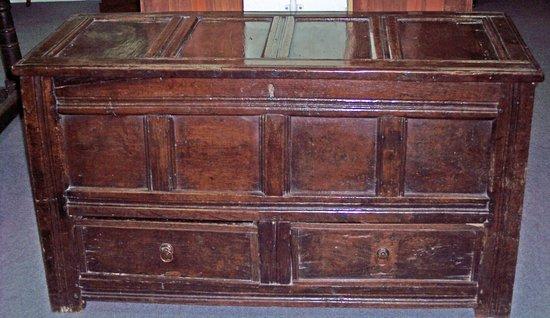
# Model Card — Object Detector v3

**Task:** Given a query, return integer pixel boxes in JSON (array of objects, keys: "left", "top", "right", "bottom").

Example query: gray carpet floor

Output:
[{"left": 0, "top": 1, "right": 548, "bottom": 317}]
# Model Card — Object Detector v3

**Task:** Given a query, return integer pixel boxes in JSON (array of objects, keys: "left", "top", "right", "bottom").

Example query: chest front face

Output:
[
  {"left": 42, "top": 75, "right": 504, "bottom": 308},
  {"left": 55, "top": 77, "right": 500, "bottom": 205},
  {"left": 15, "top": 12, "right": 542, "bottom": 316}
]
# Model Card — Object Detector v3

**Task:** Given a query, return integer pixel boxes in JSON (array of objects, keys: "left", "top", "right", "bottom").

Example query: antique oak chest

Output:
[{"left": 13, "top": 12, "right": 543, "bottom": 317}]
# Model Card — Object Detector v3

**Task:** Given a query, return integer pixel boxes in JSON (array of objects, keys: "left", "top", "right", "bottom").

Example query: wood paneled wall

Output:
[
  {"left": 352, "top": 0, "right": 473, "bottom": 12},
  {"left": 141, "top": 0, "right": 243, "bottom": 12}
]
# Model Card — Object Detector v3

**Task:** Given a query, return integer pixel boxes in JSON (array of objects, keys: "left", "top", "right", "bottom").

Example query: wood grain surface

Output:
[{"left": 14, "top": 12, "right": 543, "bottom": 318}]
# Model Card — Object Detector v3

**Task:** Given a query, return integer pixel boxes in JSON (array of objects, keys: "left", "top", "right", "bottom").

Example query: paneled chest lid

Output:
[{"left": 13, "top": 12, "right": 543, "bottom": 82}]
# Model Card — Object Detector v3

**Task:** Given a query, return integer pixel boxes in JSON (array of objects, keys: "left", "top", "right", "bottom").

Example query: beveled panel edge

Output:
[
  {"left": 15, "top": 59, "right": 542, "bottom": 82},
  {"left": 481, "top": 17, "right": 509, "bottom": 61},
  {"left": 64, "top": 186, "right": 491, "bottom": 224},
  {"left": 65, "top": 185, "right": 490, "bottom": 203},
  {"left": 290, "top": 222, "right": 484, "bottom": 231},
  {"left": 46, "top": 17, "right": 94, "bottom": 57},
  {"left": 263, "top": 16, "right": 295, "bottom": 59},
  {"left": 166, "top": 17, "right": 199, "bottom": 58},
  {"left": 75, "top": 218, "right": 257, "bottom": 232},
  {"left": 287, "top": 116, "right": 378, "bottom": 196},
  {"left": 402, "top": 117, "right": 495, "bottom": 198},
  {"left": 55, "top": 99, "right": 501, "bottom": 118},
  {"left": 79, "top": 272, "right": 479, "bottom": 307},
  {"left": 144, "top": 16, "right": 184, "bottom": 58},
  {"left": 67, "top": 204, "right": 490, "bottom": 224},
  {"left": 79, "top": 290, "right": 478, "bottom": 309},
  {"left": 171, "top": 115, "right": 263, "bottom": 193},
  {"left": 76, "top": 220, "right": 261, "bottom": 283}
]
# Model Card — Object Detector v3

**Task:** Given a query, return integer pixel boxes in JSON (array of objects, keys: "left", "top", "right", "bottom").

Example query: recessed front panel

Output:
[
  {"left": 292, "top": 223, "right": 482, "bottom": 281},
  {"left": 289, "top": 117, "right": 377, "bottom": 194},
  {"left": 289, "top": 20, "right": 373, "bottom": 59},
  {"left": 62, "top": 115, "right": 148, "bottom": 188},
  {"left": 179, "top": 19, "right": 271, "bottom": 58},
  {"left": 58, "top": 19, "right": 170, "bottom": 59},
  {"left": 404, "top": 119, "right": 493, "bottom": 195},
  {"left": 79, "top": 221, "right": 259, "bottom": 281},
  {"left": 397, "top": 19, "right": 497, "bottom": 60},
  {"left": 173, "top": 116, "right": 261, "bottom": 192}
]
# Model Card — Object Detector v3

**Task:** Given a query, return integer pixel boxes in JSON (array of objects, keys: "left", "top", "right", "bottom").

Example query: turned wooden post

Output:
[
  {"left": 0, "top": 0, "right": 22, "bottom": 132},
  {"left": 0, "top": 0, "right": 21, "bottom": 90}
]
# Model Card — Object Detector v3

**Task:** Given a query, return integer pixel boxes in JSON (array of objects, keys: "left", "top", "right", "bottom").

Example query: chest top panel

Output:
[{"left": 14, "top": 12, "right": 542, "bottom": 82}]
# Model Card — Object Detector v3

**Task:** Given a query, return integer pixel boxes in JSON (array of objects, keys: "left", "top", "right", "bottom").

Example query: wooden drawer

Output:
[
  {"left": 291, "top": 223, "right": 483, "bottom": 282},
  {"left": 76, "top": 220, "right": 260, "bottom": 282}
]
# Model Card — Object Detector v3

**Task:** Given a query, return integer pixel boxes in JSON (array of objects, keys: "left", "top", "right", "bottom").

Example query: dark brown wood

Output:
[
  {"left": 0, "top": 89, "right": 18, "bottom": 132},
  {"left": 378, "top": 116, "right": 405, "bottom": 197},
  {"left": 141, "top": 0, "right": 243, "bottom": 13},
  {"left": 0, "top": 0, "right": 21, "bottom": 90},
  {"left": 475, "top": 83, "right": 538, "bottom": 317},
  {"left": 13, "top": 12, "right": 543, "bottom": 317},
  {"left": 262, "top": 114, "right": 286, "bottom": 196},
  {"left": 289, "top": 117, "right": 377, "bottom": 195},
  {"left": 20, "top": 76, "right": 84, "bottom": 312},
  {"left": 173, "top": 115, "right": 261, "bottom": 191},
  {"left": 100, "top": 0, "right": 140, "bottom": 13},
  {"left": 62, "top": 115, "right": 148, "bottom": 188},
  {"left": 404, "top": 119, "right": 493, "bottom": 195},
  {"left": 353, "top": 0, "right": 473, "bottom": 12},
  {"left": 291, "top": 223, "right": 482, "bottom": 281},
  {"left": 145, "top": 116, "right": 175, "bottom": 191},
  {"left": 78, "top": 220, "right": 260, "bottom": 281},
  {"left": 0, "top": 0, "right": 22, "bottom": 132},
  {"left": 258, "top": 221, "right": 291, "bottom": 284}
]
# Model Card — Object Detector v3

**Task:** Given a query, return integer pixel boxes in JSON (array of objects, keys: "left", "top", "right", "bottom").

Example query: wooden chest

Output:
[{"left": 13, "top": 12, "right": 543, "bottom": 317}]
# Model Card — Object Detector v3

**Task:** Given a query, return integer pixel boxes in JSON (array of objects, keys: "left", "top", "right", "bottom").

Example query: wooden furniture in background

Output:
[
  {"left": 0, "top": 0, "right": 22, "bottom": 132},
  {"left": 100, "top": 0, "right": 474, "bottom": 13},
  {"left": 353, "top": 0, "right": 472, "bottom": 11},
  {"left": 141, "top": 0, "right": 242, "bottom": 12},
  {"left": 99, "top": 0, "right": 139, "bottom": 12},
  {"left": 13, "top": 11, "right": 543, "bottom": 317}
]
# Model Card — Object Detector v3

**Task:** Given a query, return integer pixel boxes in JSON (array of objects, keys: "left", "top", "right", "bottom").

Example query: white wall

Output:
[{"left": 244, "top": 0, "right": 348, "bottom": 12}]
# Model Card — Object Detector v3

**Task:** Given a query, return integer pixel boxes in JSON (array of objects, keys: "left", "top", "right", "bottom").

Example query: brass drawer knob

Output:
[
  {"left": 376, "top": 248, "right": 390, "bottom": 260},
  {"left": 159, "top": 243, "right": 174, "bottom": 263}
]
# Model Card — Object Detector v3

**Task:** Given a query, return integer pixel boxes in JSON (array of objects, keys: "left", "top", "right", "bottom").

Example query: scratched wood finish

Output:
[
  {"left": 173, "top": 115, "right": 261, "bottom": 191},
  {"left": 13, "top": 12, "right": 543, "bottom": 318},
  {"left": 289, "top": 117, "right": 377, "bottom": 194},
  {"left": 353, "top": 0, "right": 473, "bottom": 12},
  {"left": 404, "top": 119, "right": 493, "bottom": 195},
  {"left": 291, "top": 223, "right": 482, "bottom": 281},
  {"left": 79, "top": 221, "right": 260, "bottom": 281},
  {"left": 62, "top": 115, "right": 148, "bottom": 188}
]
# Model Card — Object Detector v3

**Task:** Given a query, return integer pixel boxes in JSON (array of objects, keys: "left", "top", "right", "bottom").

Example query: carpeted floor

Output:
[{"left": 0, "top": 1, "right": 548, "bottom": 317}]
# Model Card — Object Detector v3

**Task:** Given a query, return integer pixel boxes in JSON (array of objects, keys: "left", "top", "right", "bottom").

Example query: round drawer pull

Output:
[
  {"left": 159, "top": 243, "right": 174, "bottom": 263},
  {"left": 376, "top": 248, "right": 390, "bottom": 260}
]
